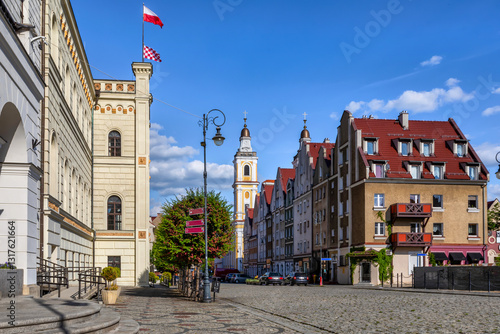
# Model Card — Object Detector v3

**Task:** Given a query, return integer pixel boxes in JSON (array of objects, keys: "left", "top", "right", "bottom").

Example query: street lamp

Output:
[
  {"left": 200, "top": 109, "right": 226, "bottom": 303},
  {"left": 496, "top": 152, "right": 500, "bottom": 180}
]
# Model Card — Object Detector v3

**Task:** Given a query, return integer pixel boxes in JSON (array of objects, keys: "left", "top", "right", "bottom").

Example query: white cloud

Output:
[
  {"left": 445, "top": 78, "right": 460, "bottom": 87},
  {"left": 329, "top": 112, "right": 339, "bottom": 120},
  {"left": 346, "top": 78, "right": 474, "bottom": 114},
  {"left": 420, "top": 55, "right": 443, "bottom": 67},
  {"left": 488, "top": 184, "right": 500, "bottom": 201},
  {"left": 493, "top": 87, "right": 500, "bottom": 94},
  {"left": 474, "top": 142, "right": 500, "bottom": 166},
  {"left": 482, "top": 105, "right": 500, "bottom": 116},
  {"left": 345, "top": 101, "right": 365, "bottom": 113},
  {"left": 149, "top": 123, "right": 233, "bottom": 201}
]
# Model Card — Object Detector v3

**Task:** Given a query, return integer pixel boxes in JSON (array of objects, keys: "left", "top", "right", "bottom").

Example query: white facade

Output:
[{"left": 0, "top": 0, "right": 44, "bottom": 293}]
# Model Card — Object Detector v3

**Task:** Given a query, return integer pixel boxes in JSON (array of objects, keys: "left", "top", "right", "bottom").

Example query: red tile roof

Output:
[
  {"left": 246, "top": 208, "right": 254, "bottom": 220},
  {"left": 278, "top": 168, "right": 295, "bottom": 191},
  {"left": 306, "top": 142, "right": 335, "bottom": 169},
  {"left": 353, "top": 117, "right": 487, "bottom": 180},
  {"left": 264, "top": 183, "right": 274, "bottom": 205}
]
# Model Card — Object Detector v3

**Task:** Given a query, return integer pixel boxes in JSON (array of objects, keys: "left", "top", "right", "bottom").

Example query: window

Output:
[
  {"left": 339, "top": 177, "right": 344, "bottom": 190},
  {"left": 468, "top": 195, "right": 478, "bottom": 209},
  {"left": 468, "top": 166, "right": 478, "bottom": 180},
  {"left": 410, "top": 223, "right": 421, "bottom": 233},
  {"left": 468, "top": 224, "right": 478, "bottom": 237},
  {"left": 375, "top": 222, "right": 385, "bottom": 236},
  {"left": 422, "top": 142, "right": 431, "bottom": 157},
  {"left": 410, "top": 165, "right": 420, "bottom": 179},
  {"left": 108, "top": 256, "right": 121, "bottom": 271},
  {"left": 315, "top": 233, "right": 319, "bottom": 245},
  {"left": 331, "top": 205, "right": 335, "bottom": 213},
  {"left": 108, "top": 131, "right": 121, "bottom": 156},
  {"left": 433, "top": 223, "right": 443, "bottom": 237},
  {"left": 339, "top": 151, "right": 344, "bottom": 165},
  {"left": 374, "top": 193, "right": 385, "bottom": 208},
  {"left": 244, "top": 165, "right": 250, "bottom": 176},
  {"left": 339, "top": 228, "right": 344, "bottom": 241},
  {"left": 433, "top": 195, "right": 443, "bottom": 209},
  {"left": 433, "top": 165, "right": 443, "bottom": 179},
  {"left": 367, "top": 141, "right": 375, "bottom": 155},
  {"left": 401, "top": 142, "right": 409, "bottom": 156},
  {"left": 339, "top": 203, "right": 343, "bottom": 216},
  {"left": 107, "top": 196, "right": 122, "bottom": 230},
  {"left": 374, "top": 164, "right": 385, "bottom": 178},
  {"left": 410, "top": 194, "right": 420, "bottom": 203},
  {"left": 456, "top": 143, "right": 466, "bottom": 157}
]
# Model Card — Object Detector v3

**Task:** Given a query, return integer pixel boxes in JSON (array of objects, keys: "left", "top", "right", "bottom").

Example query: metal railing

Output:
[
  {"left": 37, "top": 258, "right": 69, "bottom": 298},
  {"left": 77, "top": 267, "right": 106, "bottom": 301}
]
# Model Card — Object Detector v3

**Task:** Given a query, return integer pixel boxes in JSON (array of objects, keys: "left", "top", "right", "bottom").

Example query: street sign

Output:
[
  {"left": 321, "top": 258, "right": 332, "bottom": 261},
  {"left": 417, "top": 253, "right": 427, "bottom": 256},
  {"left": 189, "top": 208, "right": 204, "bottom": 215},
  {"left": 185, "top": 227, "right": 204, "bottom": 234},
  {"left": 186, "top": 220, "right": 204, "bottom": 227}
]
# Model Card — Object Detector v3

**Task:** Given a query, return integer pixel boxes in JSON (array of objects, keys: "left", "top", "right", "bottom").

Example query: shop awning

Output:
[
  {"left": 449, "top": 252, "right": 466, "bottom": 261},
  {"left": 432, "top": 252, "right": 448, "bottom": 261},
  {"left": 467, "top": 252, "right": 483, "bottom": 263}
]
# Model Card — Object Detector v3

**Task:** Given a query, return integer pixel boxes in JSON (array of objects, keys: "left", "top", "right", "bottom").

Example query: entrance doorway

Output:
[{"left": 361, "top": 262, "right": 371, "bottom": 283}]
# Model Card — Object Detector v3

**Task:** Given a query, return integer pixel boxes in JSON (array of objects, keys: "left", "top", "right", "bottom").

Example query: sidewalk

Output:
[{"left": 107, "top": 284, "right": 300, "bottom": 333}]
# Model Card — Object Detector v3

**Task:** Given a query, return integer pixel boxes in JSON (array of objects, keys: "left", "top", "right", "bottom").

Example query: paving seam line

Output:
[
  {"left": 355, "top": 287, "right": 500, "bottom": 297},
  {"left": 219, "top": 298, "right": 335, "bottom": 334}
]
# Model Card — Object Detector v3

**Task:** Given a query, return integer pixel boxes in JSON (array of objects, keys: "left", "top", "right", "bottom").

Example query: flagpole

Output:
[{"left": 142, "top": 3, "right": 145, "bottom": 62}]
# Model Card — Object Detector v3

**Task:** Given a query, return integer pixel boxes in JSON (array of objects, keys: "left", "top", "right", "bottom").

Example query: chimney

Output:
[
  {"left": 369, "top": 115, "right": 374, "bottom": 119},
  {"left": 398, "top": 111, "right": 409, "bottom": 130},
  {"left": 323, "top": 138, "right": 330, "bottom": 143}
]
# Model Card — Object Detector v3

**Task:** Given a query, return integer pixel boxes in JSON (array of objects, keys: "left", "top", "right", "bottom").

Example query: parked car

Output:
[
  {"left": 214, "top": 268, "right": 240, "bottom": 282},
  {"left": 231, "top": 273, "right": 251, "bottom": 283},
  {"left": 284, "top": 272, "right": 308, "bottom": 286},
  {"left": 225, "top": 273, "right": 239, "bottom": 282},
  {"left": 259, "top": 272, "right": 284, "bottom": 285}
]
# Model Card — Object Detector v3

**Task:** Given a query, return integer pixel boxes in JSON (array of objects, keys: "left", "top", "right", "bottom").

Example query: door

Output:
[
  {"left": 361, "top": 262, "right": 371, "bottom": 283},
  {"left": 408, "top": 252, "right": 422, "bottom": 275}
]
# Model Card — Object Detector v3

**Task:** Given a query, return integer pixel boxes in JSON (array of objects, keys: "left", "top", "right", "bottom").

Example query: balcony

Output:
[
  {"left": 390, "top": 233, "right": 432, "bottom": 247},
  {"left": 391, "top": 203, "right": 432, "bottom": 218}
]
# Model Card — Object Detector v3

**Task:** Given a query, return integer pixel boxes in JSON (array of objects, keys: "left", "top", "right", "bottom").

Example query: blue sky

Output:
[{"left": 73, "top": 1, "right": 500, "bottom": 214}]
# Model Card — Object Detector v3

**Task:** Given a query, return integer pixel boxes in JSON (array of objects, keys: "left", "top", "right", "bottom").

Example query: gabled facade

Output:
[
  {"left": 284, "top": 177, "right": 295, "bottom": 275},
  {"left": 271, "top": 167, "right": 295, "bottom": 275},
  {"left": 335, "top": 110, "right": 489, "bottom": 285}
]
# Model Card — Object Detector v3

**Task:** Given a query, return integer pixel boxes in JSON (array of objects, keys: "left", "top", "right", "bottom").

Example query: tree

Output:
[
  {"left": 151, "top": 188, "right": 233, "bottom": 271},
  {"left": 488, "top": 202, "right": 500, "bottom": 231}
]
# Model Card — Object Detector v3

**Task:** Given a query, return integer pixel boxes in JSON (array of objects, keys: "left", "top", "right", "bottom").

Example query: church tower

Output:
[{"left": 225, "top": 114, "right": 258, "bottom": 271}]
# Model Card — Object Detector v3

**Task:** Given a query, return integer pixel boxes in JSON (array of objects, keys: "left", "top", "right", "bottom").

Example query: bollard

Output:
[{"left": 396, "top": 273, "right": 399, "bottom": 288}]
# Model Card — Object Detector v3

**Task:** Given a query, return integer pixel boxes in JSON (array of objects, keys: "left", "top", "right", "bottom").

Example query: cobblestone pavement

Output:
[
  {"left": 107, "top": 285, "right": 302, "bottom": 333},
  {"left": 218, "top": 283, "right": 500, "bottom": 333}
]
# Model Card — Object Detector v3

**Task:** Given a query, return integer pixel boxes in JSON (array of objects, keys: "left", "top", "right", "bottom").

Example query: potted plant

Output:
[
  {"left": 101, "top": 267, "right": 121, "bottom": 304},
  {"left": 162, "top": 272, "right": 172, "bottom": 286},
  {"left": 0, "top": 262, "right": 23, "bottom": 299},
  {"left": 149, "top": 272, "right": 158, "bottom": 287}
]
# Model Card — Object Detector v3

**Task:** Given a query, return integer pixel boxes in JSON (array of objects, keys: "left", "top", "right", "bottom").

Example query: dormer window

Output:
[
  {"left": 364, "top": 137, "right": 378, "bottom": 155},
  {"left": 401, "top": 141, "right": 410, "bottom": 156},
  {"left": 432, "top": 164, "right": 444, "bottom": 179},
  {"left": 420, "top": 140, "right": 434, "bottom": 157},
  {"left": 371, "top": 161, "right": 387, "bottom": 178},
  {"left": 410, "top": 165, "right": 420, "bottom": 179},
  {"left": 467, "top": 164, "right": 479, "bottom": 180},
  {"left": 454, "top": 141, "right": 468, "bottom": 157}
]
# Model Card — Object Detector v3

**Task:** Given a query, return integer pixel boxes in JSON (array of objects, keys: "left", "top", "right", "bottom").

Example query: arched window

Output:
[
  {"left": 107, "top": 196, "right": 122, "bottom": 230},
  {"left": 244, "top": 165, "right": 250, "bottom": 176},
  {"left": 108, "top": 131, "right": 121, "bottom": 156}
]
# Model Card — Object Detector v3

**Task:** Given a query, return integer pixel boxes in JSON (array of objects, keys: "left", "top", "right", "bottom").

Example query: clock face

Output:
[{"left": 241, "top": 139, "right": 251, "bottom": 151}]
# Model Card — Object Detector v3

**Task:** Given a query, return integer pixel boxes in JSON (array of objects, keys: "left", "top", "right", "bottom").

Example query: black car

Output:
[
  {"left": 284, "top": 272, "right": 308, "bottom": 286},
  {"left": 259, "top": 272, "right": 284, "bottom": 285}
]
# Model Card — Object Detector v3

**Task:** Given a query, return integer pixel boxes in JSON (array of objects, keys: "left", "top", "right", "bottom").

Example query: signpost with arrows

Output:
[{"left": 186, "top": 208, "right": 205, "bottom": 234}]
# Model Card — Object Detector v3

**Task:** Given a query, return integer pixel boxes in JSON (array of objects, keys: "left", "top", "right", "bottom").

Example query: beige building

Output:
[{"left": 93, "top": 63, "right": 152, "bottom": 286}]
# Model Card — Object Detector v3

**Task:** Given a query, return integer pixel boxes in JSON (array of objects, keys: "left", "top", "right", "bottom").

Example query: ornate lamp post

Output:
[
  {"left": 200, "top": 109, "right": 226, "bottom": 303},
  {"left": 496, "top": 152, "right": 500, "bottom": 180}
]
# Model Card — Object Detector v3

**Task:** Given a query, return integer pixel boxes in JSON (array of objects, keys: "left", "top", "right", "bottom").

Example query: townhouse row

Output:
[{"left": 242, "top": 111, "right": 490, "bottom": 285}]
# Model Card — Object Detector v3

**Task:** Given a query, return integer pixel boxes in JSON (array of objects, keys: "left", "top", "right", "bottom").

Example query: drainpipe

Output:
[
  {"left": 39, "top": 0, "right": 46, "bottom": 262},
  {"left": 92, "top": 89, "right": 100, "bottom": 268},
  {"left": 482, "top": 183, "right": 486, "bottom": 262}
]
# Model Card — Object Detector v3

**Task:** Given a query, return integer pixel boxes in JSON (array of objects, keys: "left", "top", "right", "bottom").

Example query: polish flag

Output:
[{"left": 143, "top": 5, "right": 163, "bottom": 28}]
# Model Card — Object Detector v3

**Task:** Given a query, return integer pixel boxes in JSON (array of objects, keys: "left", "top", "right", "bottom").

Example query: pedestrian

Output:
[{"left": 174, "top": 273, "right": 178, "bottom": 285}]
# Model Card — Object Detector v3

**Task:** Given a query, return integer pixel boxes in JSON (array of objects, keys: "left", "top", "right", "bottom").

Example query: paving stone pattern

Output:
[
  {"left": 218, "top": 284, "right": 500, "bottom": 333},
  {"left": 107, "top": 285, "right": 299, "bottom": 333}
]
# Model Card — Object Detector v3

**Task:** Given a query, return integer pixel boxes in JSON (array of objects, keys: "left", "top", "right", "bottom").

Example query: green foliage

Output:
[
  {"left": 377, "top": 210, "right": 393, "bottom": 235},
  {"left": 488, "top": 202, "right": 500, "bottom": 231},
  {"left": 0, "top": 262, "right": 16, "bottom": 269},
  {"left": 101, "top": 266, "right": 118, "bottom": 282},
  {"left": 163, "top": 271, "right": 172, "bottom": 283},
  {"left": 375, "top": 249, "right": 393, "bottom": 282},
  {"left": 245, "top": 278, "right": 260, "bottom": 285},
  {"left": 429, "top": 252, "right": 437, "bottom": 267},
  {"left": 151, "top": 188, "right": 234, "bottom": 271},
  {"left": 149, "top": 272, "right": 158, "bottom": 283},
  {"left": 347, "top": 248, "right": 393, "bottom": 284},
  {"left": 495, "top": 257, "right": 500, "bottom": 266}
]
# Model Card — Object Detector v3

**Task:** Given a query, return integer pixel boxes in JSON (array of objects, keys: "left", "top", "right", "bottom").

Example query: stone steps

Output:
[{"left": 0, "top": 296, "right": 138, "bottom": 334}]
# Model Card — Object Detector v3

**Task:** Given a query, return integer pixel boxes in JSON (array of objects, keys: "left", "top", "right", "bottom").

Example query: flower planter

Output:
[
  {"left": 102, "top": 287, "right": 121, "bottom": 305},
  {"left": 0, "top": 269, "right": 23, "bottom": 299}
]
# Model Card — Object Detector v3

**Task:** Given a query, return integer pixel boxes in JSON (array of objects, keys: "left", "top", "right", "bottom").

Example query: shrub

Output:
[
  {"left": 149, "top": 272, "right": 159, "bottom": 283},
  {"left": 163, "top": 272, "right": 172, "bottom": 283},
  {"left": 0, "top": 262, "right": 16, "bottom": 269},
  {"left": 495, "top": 257, "right": 500, "bottom": 266},
  {"left": 102, "top": 266, "right": 119, "bottom": 290}
]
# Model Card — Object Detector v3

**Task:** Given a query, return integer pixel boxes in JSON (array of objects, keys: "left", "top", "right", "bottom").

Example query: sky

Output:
[{"left": 72, "top": 1, "right": 500, "bottom": 215}]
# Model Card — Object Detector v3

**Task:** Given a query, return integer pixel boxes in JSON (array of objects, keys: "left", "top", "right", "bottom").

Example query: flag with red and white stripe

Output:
[
  {"left": 143, "top": 45, "right": 162, "bottom": 62},
  {"left": 143, "top": 5, "right": 163, "bottom": 28}
]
